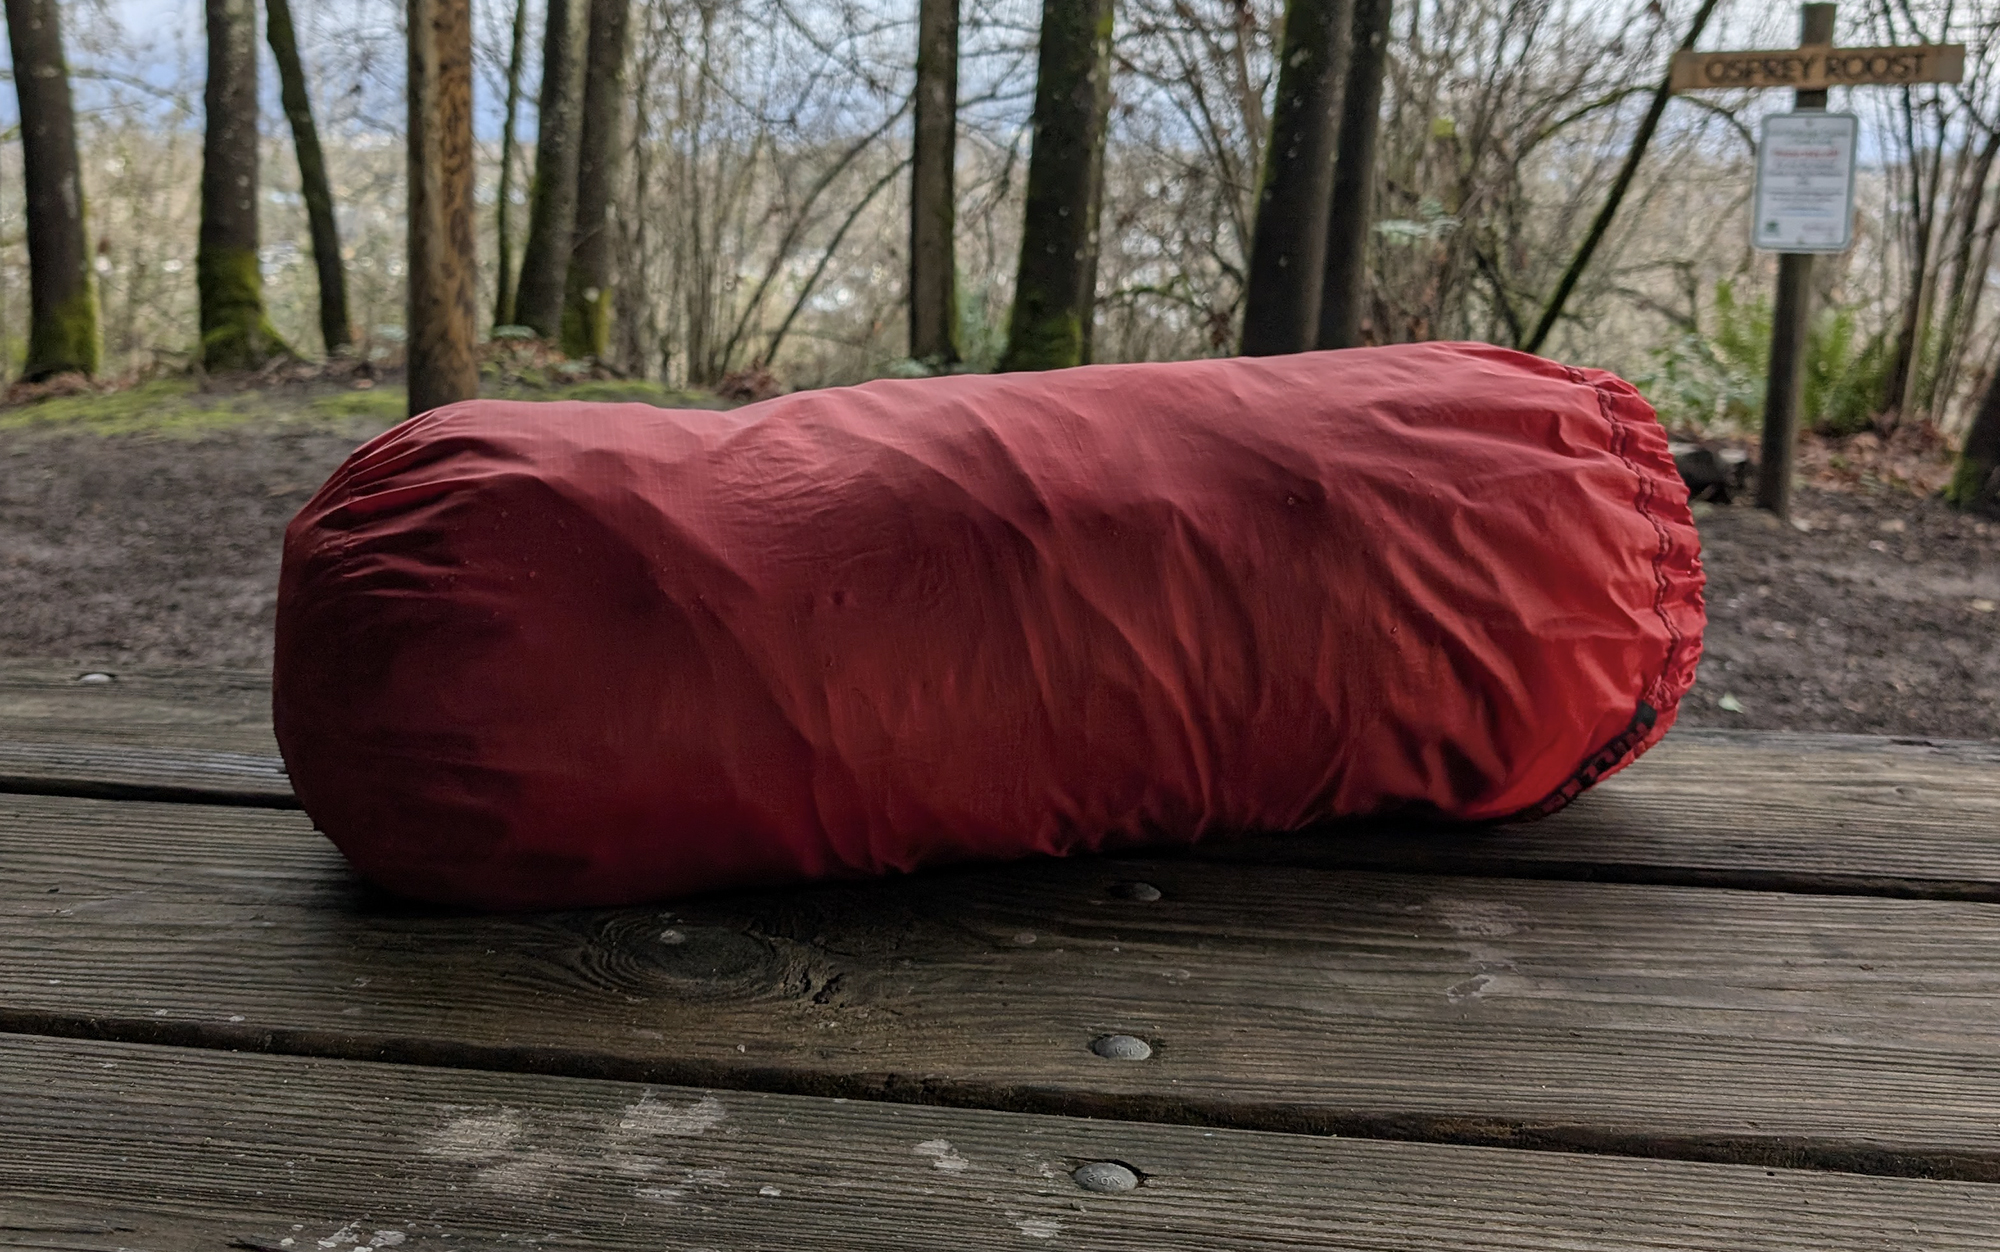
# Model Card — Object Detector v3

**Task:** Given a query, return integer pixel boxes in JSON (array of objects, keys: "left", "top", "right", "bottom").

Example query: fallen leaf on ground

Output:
[{"left": 1718, "top": 693, "right": 1746, "bottom": 713}]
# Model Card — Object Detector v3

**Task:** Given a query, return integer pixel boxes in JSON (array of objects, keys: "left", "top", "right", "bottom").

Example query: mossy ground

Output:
[{"left": 0, "top": 372, "right": 726, "bottom": 438}]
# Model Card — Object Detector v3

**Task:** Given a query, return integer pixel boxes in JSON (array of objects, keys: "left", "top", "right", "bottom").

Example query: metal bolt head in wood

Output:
[
  {"left": 1073, "top": 1161, "right": 1141, "bottom": 1193},
  {"left": 1091, "top": 1034, "right": 1153, "bottom": 1060},
  {"left": 1111, "top": 881, "right": 1162, "bottom": 902}
]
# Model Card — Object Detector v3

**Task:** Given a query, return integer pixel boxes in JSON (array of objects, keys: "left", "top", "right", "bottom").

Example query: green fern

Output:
[{"left": 1633, "top": 279, "right": 1891, "bottom": 437}]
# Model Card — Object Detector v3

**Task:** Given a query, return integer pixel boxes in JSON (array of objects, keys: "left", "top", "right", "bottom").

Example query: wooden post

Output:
[
  {"left": 1669, "top": 15, "right": 1964, "bottom": 519},
  {"left": 1756, "top": 2, "right": 1836, "bottom": 519},
  {"left": 407, "top": 0, "right": 479, "bottom": 417}
]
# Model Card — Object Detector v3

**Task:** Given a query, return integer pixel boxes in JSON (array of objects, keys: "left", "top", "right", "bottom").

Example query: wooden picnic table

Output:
[{"left": 3, "top": 663, "right": 2000, "bottom": 1249}]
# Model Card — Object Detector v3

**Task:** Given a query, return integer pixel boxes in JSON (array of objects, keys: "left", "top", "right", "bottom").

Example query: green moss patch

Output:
[
  {"left": 508, "top": 377, "right": 722, "bottom": 408},
  {"left": 0, "top": 372, "right": 728, "bottom": 439},
  {"left": 307, "top": 388, "right": 411, "bottom": 423}
]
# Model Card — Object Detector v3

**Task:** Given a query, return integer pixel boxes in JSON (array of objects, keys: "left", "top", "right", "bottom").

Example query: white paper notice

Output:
[{"left": 1753, "top": 112, "right": 1859, "bottom": 253}]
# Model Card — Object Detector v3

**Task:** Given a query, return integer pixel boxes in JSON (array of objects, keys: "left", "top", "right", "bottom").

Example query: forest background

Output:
[{"left": 2, "top": 0, "right": 1998, "bottom": 484}]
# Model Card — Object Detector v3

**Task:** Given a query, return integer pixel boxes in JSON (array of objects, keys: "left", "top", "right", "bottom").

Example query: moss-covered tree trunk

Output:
[
  {"left": 266, "top": 0, "right": 351, "bottom": 354},
  {"left": 513, "top": 0, "right": 589, "bottom": 339},
  {"left": 4, "top": 0, "right": 99, "bottom": 379},
  {"left": 200, "top": 0, "right": 287, "bottom": 370},
  {"left": 1239, "top": 0, "right": 1350, "bottom": 356},
  {"left": 1948, "top": 360, "right": 2000, "bottom": 514},
  {"left": 560, "top": 0, "right": 631, "bottom": 360},
  {"left": 999, "top": 0, "right": 1114, "bottom": 372},
  {"left": 908, "top": 0, "right": 959, "bottom": 366},
  {"left": 407, "top": 0, "right": 479, "bottom": 416},
  {"left": 492, "top": 0, "right": 530, "bottom": 328},
  {"left": 1316, "top": 0, "right": 1387, "bottom": 350}
]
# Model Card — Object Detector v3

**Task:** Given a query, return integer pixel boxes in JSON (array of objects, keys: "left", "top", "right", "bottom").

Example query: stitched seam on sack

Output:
[
  {"left": 1506, "top": 369, "right": 1688, "bottom": 822},
  {"left": 1576, "top": 367, "right": 1683, "bottom": 700}
]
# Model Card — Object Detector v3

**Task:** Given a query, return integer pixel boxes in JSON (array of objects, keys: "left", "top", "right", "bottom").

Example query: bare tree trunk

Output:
[
  {"left": 1000, "top": 0, "right": 1114, "bottom": 372},
  {"left": 199, "top": 0, "right": 287, "bottom": 370},
  {"left": 4, "top": 0, "right": 98, "bottom": 379},
  {"left": 616, "top": 26, "right": 658, "bottom": 377},
  {"left": 1949, "top": 356, "right": 2000, "bottom": 514},
  {"left": 492, "top": 0, "right": 530, "bottom": 327},
  {"left": 1929, "top": 130, "right": 2000, "bottom": 423},
  {"left": 266, "top": 0, "right": 351, "bottom": 353},
  {"left": 1077, "top": 81, "right": 1109, "bottom": 365},
  {"left": 561, "top": 0, "right": 632, "bottom": 359},
  {"left": 513, "top": 0, "right": 590, "bottom": 339},
  {"left": 909, "top": 0, "right": 959, "bottom": 366},
  {"left": 678, "top": 7, "right": 713, "bottom": 384},
  {"left": 1238, "top": 0, "right": 1350, "bottom": 356},
  {"left": 1315, "top": 0, "right": 1388, "bottom": 350},
  {"left": 1882, "top": 89, "right": 1944, "bottom": 426},
  {"left": 408, "top": 0, "right": 478, "bottom": 416},
  {"left": 1519, "top": 0, "right": 1721, "bottom": 356}
]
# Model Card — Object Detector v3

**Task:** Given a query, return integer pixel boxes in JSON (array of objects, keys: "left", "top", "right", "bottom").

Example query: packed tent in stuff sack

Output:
[{"left": 274, "top": 342, "right": 1706, "bottom": 910}]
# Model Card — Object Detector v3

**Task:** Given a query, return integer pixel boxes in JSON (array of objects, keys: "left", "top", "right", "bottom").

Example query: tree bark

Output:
[
  {"left": 266, "top": 0, "right": 351, "bottom": 354},
  {"left": 560, "top": 0, "right": 632, "bottom": 360},
  {"left": 1315, "top": 0, "right": 1388, "bottom": 350},
  {"left": 1239, "top": 0, "right": 1350, "bottom": 356},
  {"left": 1000, "top": 0, "right": 1114, "bottom": 372},
  {"left": 1927, "top": 129, "right": 2000, "bottom": 423},
  {"left": 1949, "top": 355, "right": 2000, "bottom": 514},
  {"left": 909, "top": 0, "right": 959, "bottom": 366},
  {"left": 407, "top": 0, "right": 479, "bottom": 416},
  {"left": 492, "top": 0, "right": 529, "bottom": 328},
  {"left": 4, "top": 0, "right": 98, "bottom": 379},
  {"left": 1882, "top": 88, "right": 1943, "bottom": 425},
  {"left": 1920, "top": 127, "right": 2000, "bottom": 422},
  {"left": 513, "top": 0, "right": 590, "bottom": 339},
  {"left": 199, "top": 0, "right": 287, "bottom": 370}
]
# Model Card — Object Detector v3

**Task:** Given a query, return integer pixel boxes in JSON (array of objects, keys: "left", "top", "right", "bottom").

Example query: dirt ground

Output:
[{"left": 2, "top": 415, "right": 1997, "bottom": 741}]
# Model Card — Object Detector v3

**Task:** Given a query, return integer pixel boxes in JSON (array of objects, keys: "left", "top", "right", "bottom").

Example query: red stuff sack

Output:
[{"left": 275, "top": 342, "right": 1704, "bottom": 909}]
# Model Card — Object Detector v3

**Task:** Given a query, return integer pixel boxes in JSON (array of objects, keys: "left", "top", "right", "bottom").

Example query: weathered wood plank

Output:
[
  {"left": 0, "top": 666, "right": 291, "bottom": 804},
  {"left": 0, "top": 740, "right": 296, "bottom": 807},
  {"left": 5, "top": 663, "right": 1998, "bottom": 895},
  {"left": 0, "top": 665, "right": 278, "bottom": 755},
  {"left": 0, "top": 667, "right": 285, "bottom": 805},
  {"left": 1217, "top": 730, "right": 2000, "bottom": 899},
  {"left": 8, "top": 793, "right": 2000, "bottom": 1179},
  {"left": 8, "top": 1035, "right": 1995, "bottom": 1251},
  {"left": 7, "top": 661, "right": 1996, "bottom": 774}
]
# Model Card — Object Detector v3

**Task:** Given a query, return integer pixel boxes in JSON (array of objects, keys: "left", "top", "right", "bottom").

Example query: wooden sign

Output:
[{"left": 1671, "top": 43, "right": 1965, "bottom": 93}]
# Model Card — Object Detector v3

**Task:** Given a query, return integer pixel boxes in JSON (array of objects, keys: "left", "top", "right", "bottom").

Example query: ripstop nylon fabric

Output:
[{"left": 274, "top": 342, "right": 1705, "bottom": 909}]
